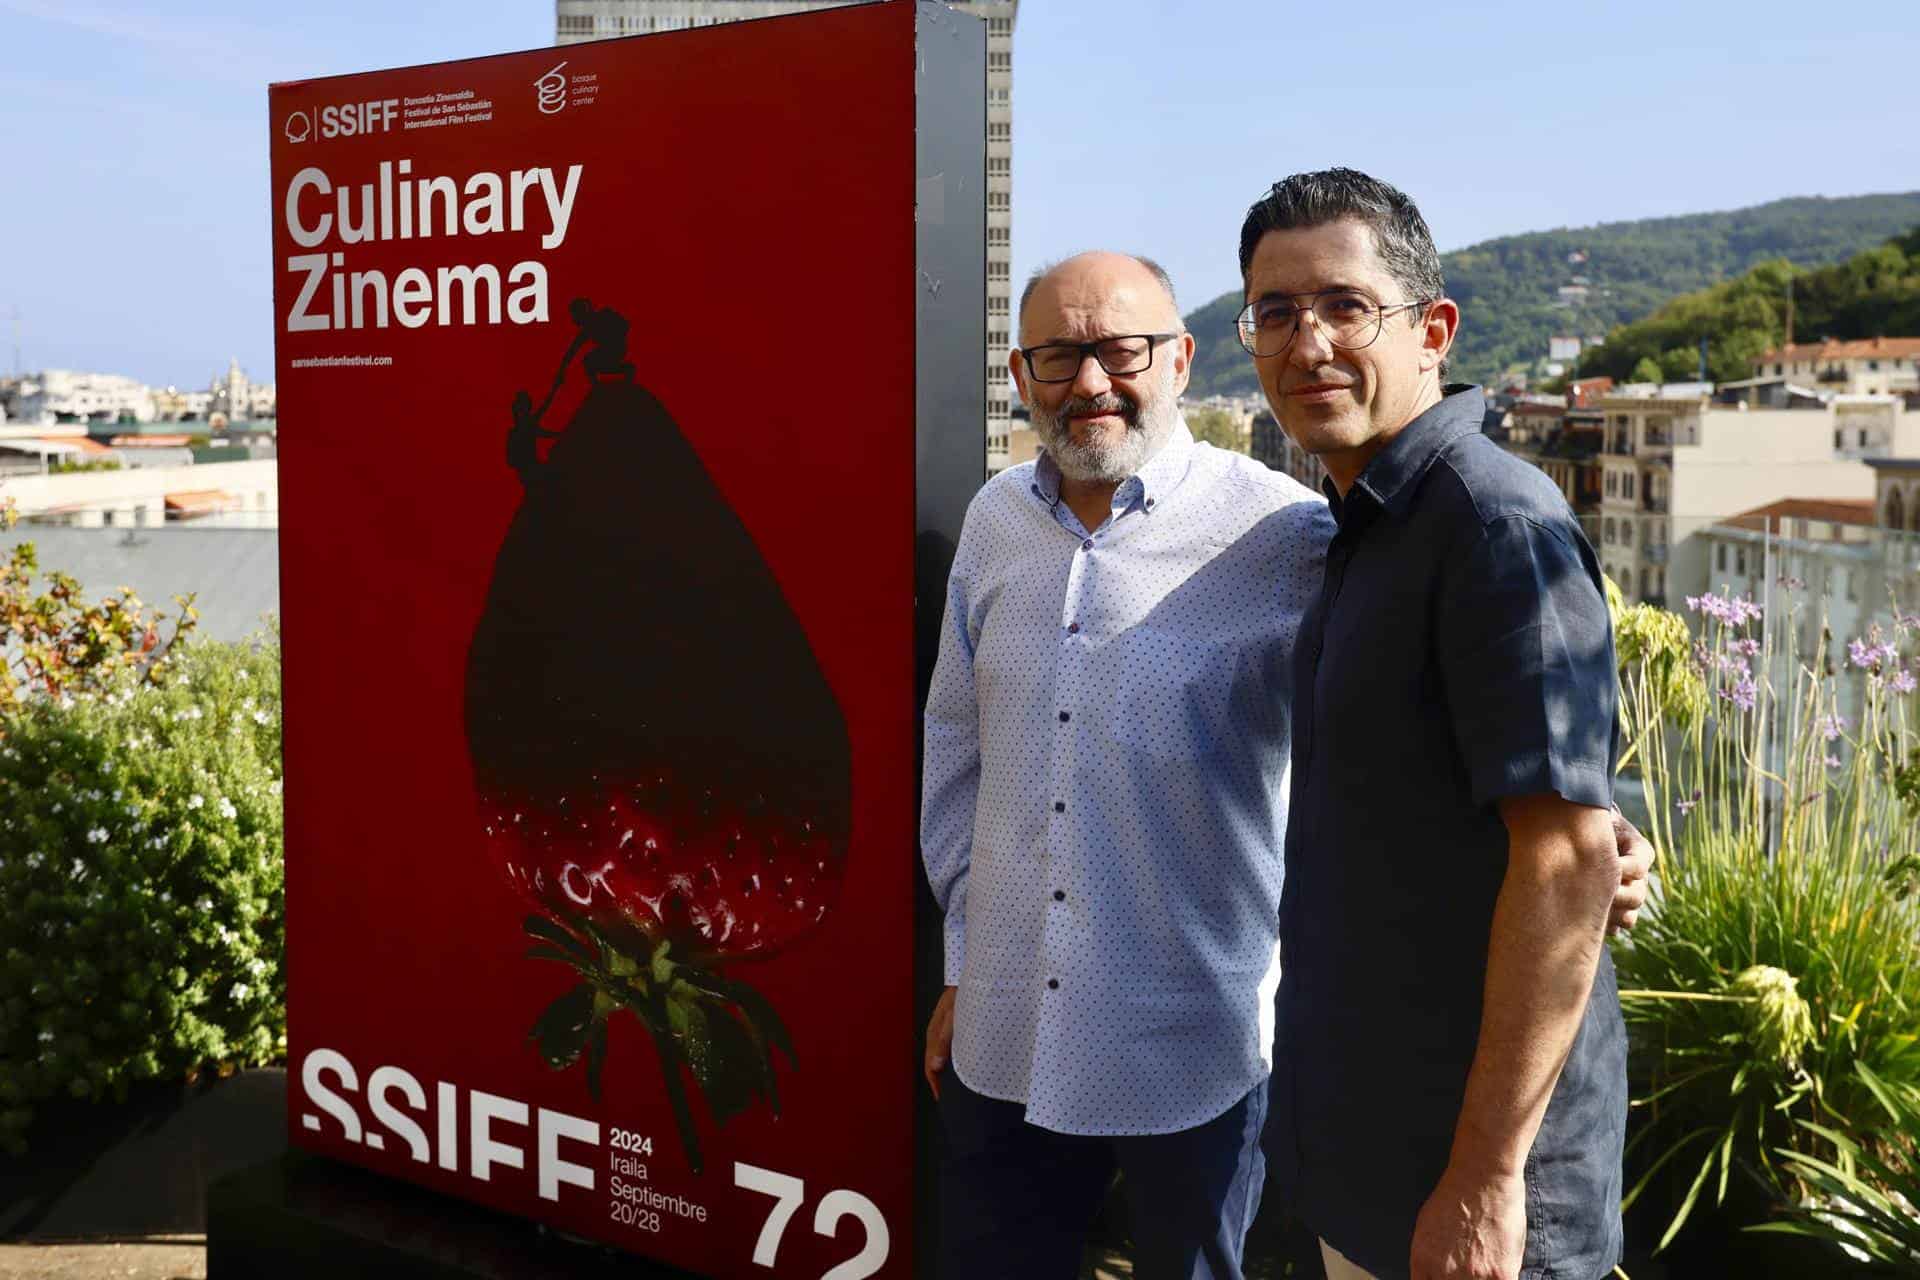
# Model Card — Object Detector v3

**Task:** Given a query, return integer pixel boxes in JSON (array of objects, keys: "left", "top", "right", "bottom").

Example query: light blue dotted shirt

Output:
[{"left": 921, "top": 422, "right": 1335, "bottom": 1136}]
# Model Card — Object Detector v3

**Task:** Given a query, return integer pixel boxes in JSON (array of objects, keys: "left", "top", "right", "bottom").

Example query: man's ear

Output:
[
  {"left": 1170, "top": 331, "right": 1195, "bottom": 398},
  {"left": 1008, "top": 345, "right": 1030, "bottom": 406},
  {"left": 1419, "top": 298, "right": 1460, "bottom": 376}
]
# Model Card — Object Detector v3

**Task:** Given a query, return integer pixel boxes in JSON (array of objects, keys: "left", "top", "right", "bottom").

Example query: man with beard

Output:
[
  {"left": 919, "top": 251, "right": 1650, "bottom": 1278},
  {"left": 1245, "top": 169, "right": 1627, "bottom": 1280}
]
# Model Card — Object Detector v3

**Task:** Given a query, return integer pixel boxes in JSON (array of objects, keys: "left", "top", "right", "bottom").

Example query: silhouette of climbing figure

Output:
[
  {"left": 507, "top": 389, "right": 561, "bottom": 485},
  {"left": 533, "top": 298, "right": 634, "bottom": 423}
]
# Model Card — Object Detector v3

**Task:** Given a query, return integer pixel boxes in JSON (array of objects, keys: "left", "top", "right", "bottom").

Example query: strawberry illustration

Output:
[{"left": 465, "top": 315, "right": 850, "bottom": 1172}]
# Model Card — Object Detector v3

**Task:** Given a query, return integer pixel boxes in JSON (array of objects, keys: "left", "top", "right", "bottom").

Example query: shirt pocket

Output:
[{"left": 1100, "top": 626, "right": 1238, "bottom": 760}]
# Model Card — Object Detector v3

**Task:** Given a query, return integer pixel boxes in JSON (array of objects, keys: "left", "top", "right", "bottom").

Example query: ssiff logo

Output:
[
  {"left": 536, "top": 63, "right": 568, "bottom": 114},
  {"left": 285, "top": 110, "right": 312, "bottom": 144}
]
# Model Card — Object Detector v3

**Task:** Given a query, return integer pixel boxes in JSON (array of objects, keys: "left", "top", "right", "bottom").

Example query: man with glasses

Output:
[
  {"left": 919, "top": 248, "right": 1648, "bottom": 1279},
  {"left": 1242, "top": 169, "right": 1628, "bottom": 1280}
]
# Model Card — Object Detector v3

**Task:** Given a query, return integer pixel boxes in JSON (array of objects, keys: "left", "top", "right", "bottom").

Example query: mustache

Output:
[{"left": 1058, "top": 394, "right": 1139, "bottom": 427}]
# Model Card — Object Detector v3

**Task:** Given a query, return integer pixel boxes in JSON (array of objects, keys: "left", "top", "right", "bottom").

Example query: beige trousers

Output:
[{"left": 1319, "top": 1239, "right": 1381, "bottom": 1280}]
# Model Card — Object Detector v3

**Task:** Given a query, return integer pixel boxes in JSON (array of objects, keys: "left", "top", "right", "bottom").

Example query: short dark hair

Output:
[
  {"left": 1237, "top": 167, "right": 1444, "bottom": 310},
  {"left": 1017, "top": 254, "right": 1180, "bottom": 333}
]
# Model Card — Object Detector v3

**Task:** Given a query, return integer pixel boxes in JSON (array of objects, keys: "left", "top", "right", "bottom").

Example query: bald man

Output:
[{"left": 918, "top": 253, "right": 1649, "bottom": 1279}]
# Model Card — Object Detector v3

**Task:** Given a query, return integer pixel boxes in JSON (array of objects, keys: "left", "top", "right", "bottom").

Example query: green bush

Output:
[
  {"left": 1758, "top": 1063, "right": 1920, "bottom": 1271},
  {"left": 0, "top": 635, "right": 284, "bottom": 1152},
  {"left": 1610, "top": 586, "right": 1920, "bottom": 1249}
]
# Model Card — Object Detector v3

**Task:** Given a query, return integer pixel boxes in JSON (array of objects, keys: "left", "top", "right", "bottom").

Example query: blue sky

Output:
[{"left": 2, "top": 0, "right": 1917, "bottom": 387}]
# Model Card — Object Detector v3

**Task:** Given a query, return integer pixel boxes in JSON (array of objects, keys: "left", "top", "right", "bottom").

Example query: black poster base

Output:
[{"left": 206, "top": 1150, "right": 699, "bottom": 1280}]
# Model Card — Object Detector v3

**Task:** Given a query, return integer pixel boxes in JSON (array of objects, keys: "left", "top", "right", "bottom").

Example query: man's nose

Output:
[
  {"left": 1069, "top": 352, "right": 1113, "bottom": 399},
  {"left": 1288, "top": 310, "right": 1335, "bottom": 369}
]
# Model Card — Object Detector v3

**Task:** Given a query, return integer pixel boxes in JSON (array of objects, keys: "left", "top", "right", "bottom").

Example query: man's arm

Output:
[
  {"left": 920, "top": 540, "right": 983, "bottom": 1100},
  {"left": 1409, "top": 794, "right": 1619, "bottom": 1280}
]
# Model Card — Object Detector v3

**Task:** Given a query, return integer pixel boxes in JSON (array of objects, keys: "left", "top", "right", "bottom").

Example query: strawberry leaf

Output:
[
  {"left": 529, "top": 983, "right": 595, "bottom": 1069},
  {"left": 524, "top": 915, "right": 594, "bottom": 964}
]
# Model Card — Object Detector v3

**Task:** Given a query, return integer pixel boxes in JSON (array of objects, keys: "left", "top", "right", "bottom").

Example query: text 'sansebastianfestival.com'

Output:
[{"left": 289, "top": 354, "right": 395, "bottom": 369}]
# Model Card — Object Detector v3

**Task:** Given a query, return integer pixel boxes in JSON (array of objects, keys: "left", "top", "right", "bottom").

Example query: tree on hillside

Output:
[{"left": 1631, "top": 357, "right": 1663, "bottom": 385}]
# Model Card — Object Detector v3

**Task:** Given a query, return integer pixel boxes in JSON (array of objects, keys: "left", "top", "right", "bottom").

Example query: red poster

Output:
[{"left": 271, "top": 8, "right": 923, "bottom": 1276}]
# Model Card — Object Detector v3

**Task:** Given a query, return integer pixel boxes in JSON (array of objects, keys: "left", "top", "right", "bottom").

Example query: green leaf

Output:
[
  {"left": 528, "top": 983, "right": 595, "bottom": 1069},
  {"left": 523, "top": 915, "right": 593, "bottom": 964},
  {"left": 698, "top": 1005, "right": 768, "bottom": 1124}
]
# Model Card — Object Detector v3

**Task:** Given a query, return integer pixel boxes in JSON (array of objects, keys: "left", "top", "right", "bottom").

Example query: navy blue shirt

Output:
[{"left": 1269, "top": 387, "right": 1627, "bottom": 1280}]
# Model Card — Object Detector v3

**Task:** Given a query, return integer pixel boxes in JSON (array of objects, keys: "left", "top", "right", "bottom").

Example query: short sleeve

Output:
[{"left": 1436, "top": 514, "right": 1616, "bottom": 810}]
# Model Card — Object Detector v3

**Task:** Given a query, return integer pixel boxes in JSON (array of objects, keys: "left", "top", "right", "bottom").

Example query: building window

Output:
[
  {"left": 1888, "top": 489, "right": 1907, "bottom": 530},
  {"left": 989, "top": 328, "right": 1007, "bottom": 348},
  {"left": 1621, "top": 521, "right": 1633, "bottom": 548},
  {"left": 989, "top": 400, "right": 1009, "bottom": 418},
  {"left": 988, "top": 296, "right": 1008, "bottom": 314},
  {"left": 988, "top": 226, "right": 1010, "bottom": 245},
  {"left": 1859, "top": 429, "right": 1870, "bottom": 447},
  {"left": 988, "top": 51, "right": 1011, "bottom": 71},
  {"left": 1624, "top": 472, "right": 1636, "bottom": 499},
  {"left": 988, "top": 156, "right": 1011, "bottom": 176},
  {"left": 989, "top": 122, "right": 1011, "bottom": 141},
  {"left": 988, "top": 192, "right": 1010, "bottom": 210},
  {"left": 987, "top": 261, "right": 1009, "bottom": 279},
  {"left": 989, "top": 17, "right": 1013, "bottom": 35},
  {"left": 1603, "top": 518, "right": 1615, "bottom": 544},
  {"left": 1736, "top": 547, "right": 1748, "bottom": 575}
]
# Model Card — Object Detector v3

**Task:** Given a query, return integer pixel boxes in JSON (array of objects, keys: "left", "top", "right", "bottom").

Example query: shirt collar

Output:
[
  {"left": 1323, "top": 384, "right": 1485, "bottom": 528},
  {"left": 1032, "top": 419, "right": 1197, "bottom": 514}
]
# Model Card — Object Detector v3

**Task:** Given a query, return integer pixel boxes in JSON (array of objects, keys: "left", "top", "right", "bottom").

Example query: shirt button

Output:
[
  {"left": 1081, "top": 539, "right": 1093, "bottom": 551},
  {"left": 1053, "top": 890, "right": 1066, "bottom": 902},
  {"left": 1058, "top": 710, "right": 1070, "bottom": 723},
  {"left": 1047, "top": 978, "right": 1060, "bottom": 990},
  {"left": 1067, "top": 622, "right": 1081, "bottom": 634}
]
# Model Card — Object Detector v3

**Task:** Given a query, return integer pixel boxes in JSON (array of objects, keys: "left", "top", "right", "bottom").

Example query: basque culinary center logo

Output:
[
  {"left": 285, "top": 110, "right": 312, "bottom": 143},
  {"left": 536, "top": 62, "right": 568, "bottom": 114}
]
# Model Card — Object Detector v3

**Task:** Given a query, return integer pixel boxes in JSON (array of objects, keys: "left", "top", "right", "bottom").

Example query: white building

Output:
[
  {"left": 554, "top": 0, "right": 1016, "bottom": 471},
  {"left": 1755, "top": 337, "right": 1920, "bottom": 397},
  {"left": 207, "top": 358, "right": 275, "bottom": 424},
  {"left": 1583, "top": 394, "right": 1877, "bottom": 609},
  {"left": 3, "top": 369, "right": 156, "bottom": 426},
  {"left": 3, "top": 458, "right": 278, "bottom": 529}
]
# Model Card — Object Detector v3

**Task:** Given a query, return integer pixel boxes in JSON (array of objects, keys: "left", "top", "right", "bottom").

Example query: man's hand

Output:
[
  {"left": 923, "top": 986, "right": 958, "bottom": 1099},
  {"left": 1608, "top": 809, "right": 1655, "bottom": 936},
  {"left": 1409, "top": 1161, "right": 1525, "bottom": 1280}
]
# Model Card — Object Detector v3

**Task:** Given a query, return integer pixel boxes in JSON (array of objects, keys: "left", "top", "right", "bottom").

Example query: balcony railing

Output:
[
  {"left": 1643, "top": 494, "right": 1668, "bottom": 513},
  {"left": 1644, "top": 543, "right": 1668, "bottom": 564}
]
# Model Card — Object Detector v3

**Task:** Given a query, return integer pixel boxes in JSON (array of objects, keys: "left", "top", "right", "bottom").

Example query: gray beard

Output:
[{"left": 1032, "top": 389, "right": 1179, "bottom": 487}]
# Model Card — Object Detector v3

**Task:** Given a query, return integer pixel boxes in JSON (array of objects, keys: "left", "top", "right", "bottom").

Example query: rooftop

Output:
[
  {"left": 1717, "top": 498, "right": 1877, "bottom": 533},
  {"left": 1761, "top": 337, "right": 1920, "bottom": 363}
]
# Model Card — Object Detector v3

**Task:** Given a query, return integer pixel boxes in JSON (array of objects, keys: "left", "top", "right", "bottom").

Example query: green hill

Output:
[
  {"left": 1183, "top": 191, "right": 1920, "bottom": 396},
  {"left": 1571, "top": 223, "right": 1920, "bottom": 384}
]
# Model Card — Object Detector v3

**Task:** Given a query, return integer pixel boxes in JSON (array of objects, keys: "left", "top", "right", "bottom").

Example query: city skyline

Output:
[{"left": 2, "top": 0, "right": 1918, "bottom": 386}]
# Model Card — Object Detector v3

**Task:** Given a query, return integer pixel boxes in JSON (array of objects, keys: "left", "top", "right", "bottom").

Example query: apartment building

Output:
[
  {"left": 1755, "top": 337, "right": 1920, "bottom": 397},
  {"left": 555, "top": 0, "right": 1018, "bottom": 471}
]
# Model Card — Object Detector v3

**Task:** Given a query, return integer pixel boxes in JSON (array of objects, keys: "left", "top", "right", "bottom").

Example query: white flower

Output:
[
  {"left": 26, "top": 851, "right": 43, "bottom": 868},
  {"left": 85, "top": 827, "right": 108, "bottom": 844},
  {"left": 229, "top": 982, "right": 250, "bottom": 1001},
  {"left": 70, "top": 858, "right": 88, "bottom": 877},
  {"left": 188, "top": 794, "right": 205, "bottom": 809},
  {"left": 216, "top": 925, "right": 234, "bottom": 943},
  {"left": 252, "top": 710, "right": 270, "bottom": 725},
  {"left": 236, "top": 669, "right": 249, "bottom": 681},
  {"left": 37, "top": 1030, "right": 53, "bottom": 1044},
  {"left": 248, "top": 957, "right": 268, "bottom": 977},
  {"left": 268, "top": 780, "right": 283, "bottom": 797},
  {"left": 217, "top": 798, "right": 237, "bottom": 819},
  {"left": 159, "top": 890, "right": 172, "bottom": 903},
  {"left": 50, "top": 802, "right": 61, "bottom": 814},
  {"left": 195, "top": 896, "right": 213, "bottom": 912}
]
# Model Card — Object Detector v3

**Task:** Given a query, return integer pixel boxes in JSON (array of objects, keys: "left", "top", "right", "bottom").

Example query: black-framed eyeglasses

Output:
[
  {"left": 1019, "top": 332, "right": 1181, "bottom": 384},
  {"left": 1235, "top": 290, "right": 1433, "bottom": 358}
]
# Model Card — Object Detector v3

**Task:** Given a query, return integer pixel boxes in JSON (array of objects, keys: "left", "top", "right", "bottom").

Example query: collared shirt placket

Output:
[{"left": 1038, "top": 481, "right": 1135, "bottom": 1014}]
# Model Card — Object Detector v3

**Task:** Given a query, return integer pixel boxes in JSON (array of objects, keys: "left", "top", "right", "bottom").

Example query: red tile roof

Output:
[
  {"left": 1759, "top": 337, "right": 1920, "bottom": 363},
  {"left": 1717, "top": 498, "right": 1876, "bottom": 532}
]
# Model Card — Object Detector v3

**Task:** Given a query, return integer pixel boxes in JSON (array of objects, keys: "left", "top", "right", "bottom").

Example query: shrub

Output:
[
  {"left": 0, "top": 634, "right": 284, "bottom": 1153},
  {"left": 1610, "top": 586, "right": 1920, "bottom": 1249},
  {"left": 1758, "top": 1063, "right": 1920, "bottom": 1270}
]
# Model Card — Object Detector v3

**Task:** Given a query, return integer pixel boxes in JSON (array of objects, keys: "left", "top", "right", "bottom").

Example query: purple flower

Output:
[
  {"left": 1677, "top": 788, "right": 1702, "bottom": 815},
  {"left": 1824, "top": 754, "right": 1842, "bottom": 769},
  {"left": 1893, "top": 669, "right": 1918, "bottom": 696},
  {"left": 1733, "top": 638, "right": 1762, "bottom": 659},
  {"left": 1849, "top": 637, "right": 1899, "bottom": 671},
  {"left": 1686, "top": 591, "right": 1761, "bottom": 626},
  {"left": 1821, "top": 713, "right": 1848, "bottom": 742},
  {"left": 1777, "top": 575, "right": 1806, "bottom": 591}
]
